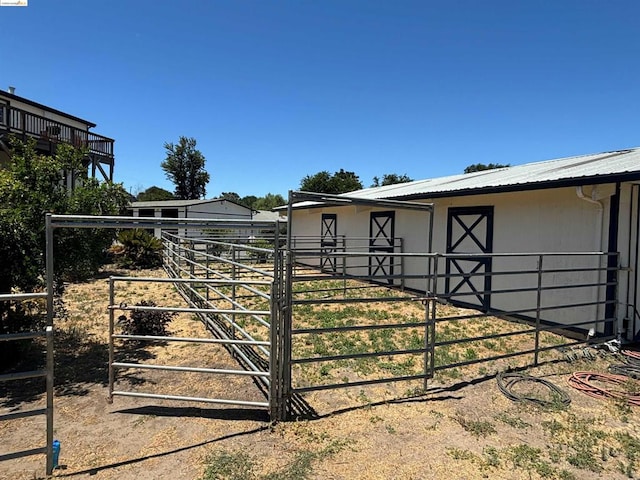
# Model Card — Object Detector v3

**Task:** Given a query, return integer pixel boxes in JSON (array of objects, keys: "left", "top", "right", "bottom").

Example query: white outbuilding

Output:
[{"left": 286, "top": 147, "right": 640, "bottom": 341}]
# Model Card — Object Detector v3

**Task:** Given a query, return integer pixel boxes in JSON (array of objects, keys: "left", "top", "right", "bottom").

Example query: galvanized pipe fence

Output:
[
  {"left": 282, "top": 244, "right": 617, "bottom": 406},
  {"left": 2, "top": 207, "right": 624, "bottom": 477},
  {"left": 0, "top": 292, "right": 54, "bottom": 475}
]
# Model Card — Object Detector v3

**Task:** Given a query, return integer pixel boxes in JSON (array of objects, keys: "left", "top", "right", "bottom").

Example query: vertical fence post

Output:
[
  {"left": 45, "top": 214, "right": 55, "bottom": 475},
  {"left": 534, "top": 254, "right": 543, "bottom": 366},
  {"left": 45, "top": 326, "right": 54, "bottom": 476},
  {"left": 427, "top": 255, "right": 439, "bottom": 385},
  {"left": 45, "top": 214, "right": 54, "bottom": 328},
  {"left": 231, "top": 246, "right": 237, "bottom": 338},
  {"left": 269, "top": 281, "right": 279, "bottom": 421},
  {"left": 206, "top": 242, "right": 211, "bottom": 303},
  {"left": 399, "top": 238, "right": 405, "bottom": 291},
  {"left": 108, "top": 277, "right": 115, "bottom": 402}
]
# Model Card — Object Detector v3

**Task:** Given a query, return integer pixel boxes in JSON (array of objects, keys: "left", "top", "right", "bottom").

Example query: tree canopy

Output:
[
  {"left": 300, "top": 169, "right": 363, "bottom": 194},
  {"left": 371, "top": 173, "right": 414, "bottom": 188},
  {"left": 161, "top": 136, "right": 210, "bottom": 200},
  {"left": 253, "top": 193, "right": 286, "bottom": 210},
  {"left": 0, "top": 138, "right": 129, "bottom": 338},
  {"left": 220, "top": 192, "right": 285, "bottom": 210},
  {"left": 136, "top": 185, "right": 175, "bottom": 202},
  {"left": 464, "top": 163, "right": 510, "bottom": 174}
]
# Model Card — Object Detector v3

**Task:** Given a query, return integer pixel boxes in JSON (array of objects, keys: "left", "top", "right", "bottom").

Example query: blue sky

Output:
[{"left": 1, "top": 1, "right": 638, "bottom": 198}]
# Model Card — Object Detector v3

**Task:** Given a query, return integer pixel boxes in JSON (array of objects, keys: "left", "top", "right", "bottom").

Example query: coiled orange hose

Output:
[{"left": 568, "top": 372, "right": 640, "bottom": 406}]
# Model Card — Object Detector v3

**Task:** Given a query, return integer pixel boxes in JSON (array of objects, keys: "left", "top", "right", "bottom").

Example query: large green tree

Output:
[
  {"left": 0, "top": 138, "right": 129, "bottom": 336},
  {"left": 371, "top": 173, "right": 414, "bottom": 187},
  {"left": 300, "top": 169, "right": 363, "bottom": 194},
  {"left": 161, "top": 136, "right": 210, "bottom": 200},
  {"left": 137, "top": 186, "right": 175, "bottom": 202}
]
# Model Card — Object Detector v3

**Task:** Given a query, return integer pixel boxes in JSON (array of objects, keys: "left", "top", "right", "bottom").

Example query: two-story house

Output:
[{"left": 0, "top": 87, "right": 114, "bottom": 188}]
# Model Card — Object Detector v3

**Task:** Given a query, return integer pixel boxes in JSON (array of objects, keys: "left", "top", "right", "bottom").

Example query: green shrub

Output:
[
  {"left": 110, "top": 229, "right": 163, "bottom": 269},
  {"left": 0, "top": 138, "right": 128, "bottom": 366},
  {"left": 118, "top": 300, "right": 173, "bottom": 336}
]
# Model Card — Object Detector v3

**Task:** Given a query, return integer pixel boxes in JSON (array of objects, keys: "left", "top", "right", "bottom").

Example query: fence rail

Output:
[
  {"left": 0, "top": 291, "right": 54, "bottom": 475},
  {"left": 107, "top": 275, "right": 272, "bottom": 409}
]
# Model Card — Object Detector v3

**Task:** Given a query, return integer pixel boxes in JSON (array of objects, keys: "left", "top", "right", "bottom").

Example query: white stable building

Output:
[{"left": 286, "top": 147, "right": 640, "bottom": 341}]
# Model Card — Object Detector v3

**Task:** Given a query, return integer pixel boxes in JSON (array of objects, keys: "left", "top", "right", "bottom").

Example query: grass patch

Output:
[
  {"left": 453, "top": 413, "right": 497, "bottom": 438},
  {"left": 200, "top": 441, "right": 346, "bottom": 480}
]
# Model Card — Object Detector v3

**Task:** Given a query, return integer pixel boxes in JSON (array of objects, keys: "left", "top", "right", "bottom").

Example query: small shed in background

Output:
[{"left": 129, "top": 198, "right": 253, "bottom": 238}]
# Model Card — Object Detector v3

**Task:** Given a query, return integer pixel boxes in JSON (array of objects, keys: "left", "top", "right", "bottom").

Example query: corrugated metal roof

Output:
[
  {"left": 252, "top": 210, "right": 286, "bottom": 222},
  {"left": 348, "top": 147, "right": 640, "bottom": 201}
]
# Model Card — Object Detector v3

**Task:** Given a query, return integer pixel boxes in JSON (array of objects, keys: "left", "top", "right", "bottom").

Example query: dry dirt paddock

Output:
[{"left": 1, "top": 267, "right": 639, "bottom": 480}]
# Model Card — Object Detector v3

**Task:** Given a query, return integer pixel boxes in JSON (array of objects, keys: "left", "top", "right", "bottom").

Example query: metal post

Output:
[
  {"left": 429, "top": 255, "right": 439, "bottom": 379},
  {"left": 282, "top": 191, "right": 296, "bottom": 420},
  {"left": 108, "top": 277, "right": 115, "bottom": 402},
  {"left": 45, "top": 214, "right": 54, "bottom": 328},
  {"left": 269, "top": 282, "right": 278, "bottom": 421},
  {"left": 342, "top": 236, "right": 347, "bottom": 295},
  {"left": 534, "top": 255, "right": 543, "bottom": 366},
  {"left": 399, "top": 238, "right": 405, "bottom": 291},
  {"left": 231, "top": 245, "right": 237, "bottom": 338},
  {"left": 45, "top": 326, "right": 54, "bottom": 476},
  {"left": 206, "top": 243, "right": 210, "bottom": 303}
]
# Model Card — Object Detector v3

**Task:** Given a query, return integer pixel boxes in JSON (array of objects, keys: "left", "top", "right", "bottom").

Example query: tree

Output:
[
  {"left": 300, "top": 169, "right": 363, "bottom": 194},
  {"left": 0, "top": 138, "right": 129, "bottom": 340},
  {"left": 220, "top": 192, "right": 242, "bottom": 204},
  {"left": 219, "top": 192, "right": 285, "bottom": 210},
  {"left": 241, "top": 195, "right": 258, "bottom": 209},
  {"left": 137, "top": 186, "right": 175, "bottom": 202},
  {"left": 253, "top": 193, "right": 286, "bottom": 210},
  {"left": 464, "top": 163, "right": 510, "bottom": 174},
  {"left": 371, "top": 173, "right": 414, "bottom": 188},
  {"left": 161, "top": 136, "right": 210, "bottom": 200}
]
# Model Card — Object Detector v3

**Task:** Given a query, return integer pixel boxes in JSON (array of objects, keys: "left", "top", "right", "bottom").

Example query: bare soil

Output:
[{"left": 1, "top": 267, "right": 639, "bottom": 480}]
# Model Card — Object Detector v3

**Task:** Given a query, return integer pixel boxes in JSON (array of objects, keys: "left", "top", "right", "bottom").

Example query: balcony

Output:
[{"left": 0, "top": 104, "right": 114, "bottom": 181}]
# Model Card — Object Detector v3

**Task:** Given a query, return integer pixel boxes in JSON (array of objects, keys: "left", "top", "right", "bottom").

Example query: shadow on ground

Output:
[
  {"left": 54, "top": 425, "right": 269, "bottom": 478},
  {"left": 0, "top": 325, "right": 156, "bottom": 407}
]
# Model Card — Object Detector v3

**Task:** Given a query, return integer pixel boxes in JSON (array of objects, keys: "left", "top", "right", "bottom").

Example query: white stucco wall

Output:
[{"left": 290, "top": 184, "right": 620, "bottom": 334}]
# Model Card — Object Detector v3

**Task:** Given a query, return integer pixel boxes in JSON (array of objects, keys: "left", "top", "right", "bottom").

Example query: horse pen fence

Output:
[
  {"left": 1, "top": 204, "right": 622, "bottom": 475},
  {"left": 283, "top": 246, "right": 617, "bottom": 406},
  {"left": 0, "top": 293, "right": 54, "bottom": 475}
]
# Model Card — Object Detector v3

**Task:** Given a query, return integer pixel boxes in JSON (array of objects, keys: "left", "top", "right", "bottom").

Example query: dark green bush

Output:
[
  {"left": 0, "top": 137, "right": 128, "bottom": 363},
  {"left": 118, "top": 300, "right": 173, "bottom": 336},
  {"left": 110, "top": 229, "right": 163, "bottom": 269}
]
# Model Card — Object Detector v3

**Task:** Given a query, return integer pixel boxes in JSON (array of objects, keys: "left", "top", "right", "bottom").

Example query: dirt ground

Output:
[{"left": 2, "top": 267, "right": 640, "bottom": 480}]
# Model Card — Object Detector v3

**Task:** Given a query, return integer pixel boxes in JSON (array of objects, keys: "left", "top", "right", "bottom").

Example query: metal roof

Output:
[
  {"left": 278, "top": 147, "right": 640, "bottom": 210},
  {"left": 349, "top": 148, "right": 640, "bottom": 201},
  {"left": 128, "top": 198, "right": 256, "bottom": 209}
]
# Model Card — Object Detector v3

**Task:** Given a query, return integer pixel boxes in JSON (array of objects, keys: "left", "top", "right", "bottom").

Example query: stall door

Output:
[
  {"left": 320, "top": 214, "right": 337, "bottom": 272},
  {"left": 445, "top": 206, "right": 494, "bottom": 311},
  {"left": 369, "top": 211, "right": 396, "bottom": 284}
]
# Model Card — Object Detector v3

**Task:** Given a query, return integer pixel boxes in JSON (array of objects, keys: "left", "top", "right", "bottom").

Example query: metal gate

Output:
[
  {"left": 45, "top": 214, "right": 282, "bottom": 419},
  {"left": 107, "top": 275, "right": 273, "bottom": 411},
  {"left": 0, "top": 293, "right": 54, "bottom": 475}
]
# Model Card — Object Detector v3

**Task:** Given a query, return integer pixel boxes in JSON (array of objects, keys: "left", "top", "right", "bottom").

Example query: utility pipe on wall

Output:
[{"left": 576, "top": 186, "right": 605, "bottom": 333}]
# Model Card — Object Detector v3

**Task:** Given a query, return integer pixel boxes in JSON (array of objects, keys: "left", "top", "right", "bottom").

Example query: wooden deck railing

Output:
[{"left": 0, "top": 104, "right": 114, "bottom": 159}]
